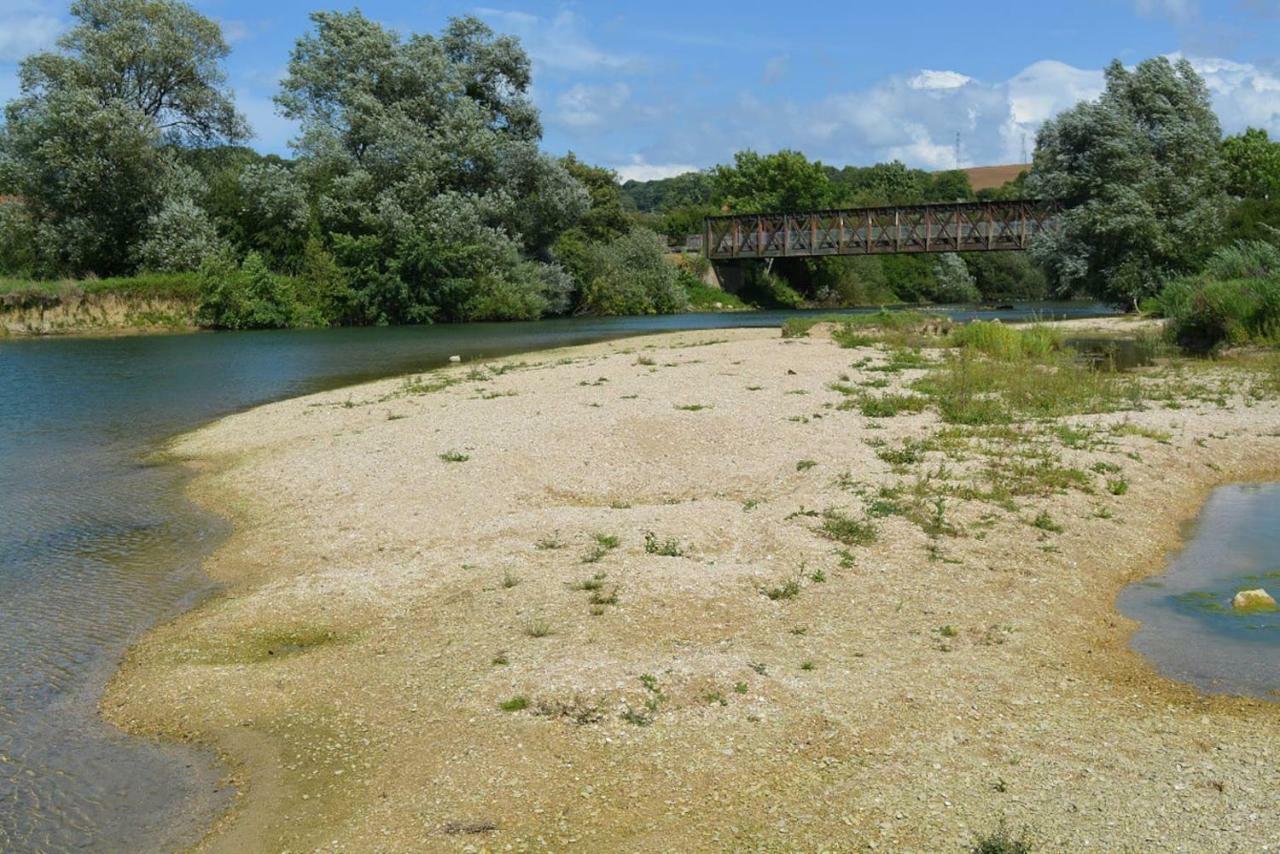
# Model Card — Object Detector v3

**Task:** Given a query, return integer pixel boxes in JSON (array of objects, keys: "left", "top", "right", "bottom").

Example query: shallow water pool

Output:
[{"left": 1118, "top": 482, "right": 1280, "bottom": 700}]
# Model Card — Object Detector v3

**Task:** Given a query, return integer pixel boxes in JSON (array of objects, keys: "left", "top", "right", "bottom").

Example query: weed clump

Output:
[
  {"left": 818, "top": 508, "right": 877, "bottom": 546},
  {"left": 644, "top": 532, "right": 684, "bottom": 557}
]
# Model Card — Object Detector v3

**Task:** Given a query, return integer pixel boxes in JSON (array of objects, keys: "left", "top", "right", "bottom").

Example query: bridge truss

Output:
[{"left": 703, "top": 199, "right": 1058, "bottom": 260}]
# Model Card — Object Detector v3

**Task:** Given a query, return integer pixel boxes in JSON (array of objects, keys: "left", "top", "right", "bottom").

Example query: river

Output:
[{"left": 0, "top": 303, "right": 1112, "bottom": 850}]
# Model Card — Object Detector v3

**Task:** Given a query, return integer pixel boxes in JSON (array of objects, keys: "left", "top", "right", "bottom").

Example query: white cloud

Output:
[
  {"left": 476, "top": 8, "right": 636, "bottom": 72},
  {"left": 908, "top": 70, "right": 972, "bottom": 91},
  {"left": 624, "top": 53, "right": 1280, "bottom": 173},
  {"left": 554, "top": 82, "right": 630, "bottom": 128},
  {"left": 1134, "top": 0, "right": 1198, "bottom": 24},
  {"left": 1184, "top": 55, "right": 1280, "bottom": 133},
  {"left": 613, "top": 156, "right": 699, "bottom": 183}
]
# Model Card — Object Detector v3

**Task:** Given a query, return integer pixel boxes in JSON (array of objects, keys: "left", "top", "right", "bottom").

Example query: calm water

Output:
[
  {"left": 0, "top": 302, "right": 1111, "bottom": 851},
  {"left": 1119, "top": 483, "right": 1280, "bottom": 700}
]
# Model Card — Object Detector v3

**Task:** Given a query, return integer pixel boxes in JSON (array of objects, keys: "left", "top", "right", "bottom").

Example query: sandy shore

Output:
[{"left": 103, "top": 321, "right": 1280, "bottom": 852}]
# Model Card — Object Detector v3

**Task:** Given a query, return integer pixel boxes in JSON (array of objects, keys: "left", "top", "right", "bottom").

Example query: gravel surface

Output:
[{"left": 104, "top": 323, "right": 1280, "bottom": 852}]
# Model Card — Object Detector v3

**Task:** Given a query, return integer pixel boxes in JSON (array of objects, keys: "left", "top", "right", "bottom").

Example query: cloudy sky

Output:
[{"left": 3, "top": 0, "right": 1280, "bottom": 180}]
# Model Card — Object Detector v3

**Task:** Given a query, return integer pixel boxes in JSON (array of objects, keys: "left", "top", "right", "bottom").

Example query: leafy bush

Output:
[
  {"left": 932, "top": 253, "right": 981, "bottom": 303},
  {"left": 196, "top": 251, "right": 297, "bottom": 329},
  {"left": 577, "top": 228, "right": 686, "bottom": 316},
  {"left": 1201, "top": 240, "right": 1280, "bottom": 280},
  {"left": 0, "top": 200, "right": 37, "bottom": 276},
  {"left": 135, "top": 197, "right": 227, "bottom": 273},
  {"left": 1155, "top": 240, "right": 1280, "bottom": 350},
  {"left": 738, "top": 266, "right": 804, "bottom": 308},
  {"left": 293, "top": 238, "right": 352, "bottom": 326},
  {"left": 1158, "top": 275, "right": 1280, "bottom": 351}
]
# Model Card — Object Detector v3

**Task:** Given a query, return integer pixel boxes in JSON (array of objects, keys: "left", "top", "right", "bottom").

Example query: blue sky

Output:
[{"left": 4, "top": 0, "right": 1280, "bottom": 179}]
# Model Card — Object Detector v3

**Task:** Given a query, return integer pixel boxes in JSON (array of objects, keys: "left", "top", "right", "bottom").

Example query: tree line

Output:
[{"left": 2, "top": 1, "right": 1278, "bottom": 332}]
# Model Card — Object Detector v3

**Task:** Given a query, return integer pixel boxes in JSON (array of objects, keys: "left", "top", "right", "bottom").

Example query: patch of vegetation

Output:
[
  {"left": 524, "top": 618, "right": 553, "bottom": 638},
  {"left": 970, "top": 821, "right": 1033, "bottom": 854},
  {"left": 1031, "top": 510, "right": 1064, "bottom": 533},
  {"left": 643, "top": 531, "right": 685, "bottom": 557},
  {"left": 951, "top": 321, "right": 1060, "bottom": 360},
  {"left": 817, "top": 508, "right": 877, "bottom": 546},
  {"left": 674, "top": 403, "right": 711, "bottom": 411},
  {"left": 498, "top": 695, "right": 529, "bottom": 712},
  {"left": 850, "top": 392, "right": 929, "bottom": 418},
  {"left": 796, "top": 459, "right": 818, "bottom": 472},
  {"left": 760, "top": 576, "right": 802, "bottom": 601},
  {"left": 439, "top": 450, "right": 470, "bottom": 463}
]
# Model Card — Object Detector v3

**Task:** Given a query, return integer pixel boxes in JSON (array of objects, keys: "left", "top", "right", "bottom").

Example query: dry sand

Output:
[{"left": 103, "top": 322, "right": 1280, "bottom": 852}]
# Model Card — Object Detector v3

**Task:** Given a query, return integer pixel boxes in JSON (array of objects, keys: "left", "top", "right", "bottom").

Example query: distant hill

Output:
[{"left": 959, "top": 164, "right": 1031, "bottom": 192}]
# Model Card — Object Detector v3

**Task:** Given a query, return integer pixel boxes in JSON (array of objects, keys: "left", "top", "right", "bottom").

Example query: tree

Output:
[
  {"left": 560, "top": 153, "right": 631, "bottom": 242},
  {"left": 0, "top": 0, "right": 245, "bottom": 275},
  {"left": 577, "top": 228, "right": 685, "bottom": 316},
  {"left": 1221, "top": 128, "right": 1280, "bottom": 201},
  {"left": 276, "top": 11, "right": 587, "bottom": 323},
  {"left": 1029, "top": 57, "right": 1227, "bottom": 307},
  {"left": 932, "top": 254, "right": 981, "bottom": 303},
  {"left": 712, "top": 150, "right": 830, "bottom": 213}
]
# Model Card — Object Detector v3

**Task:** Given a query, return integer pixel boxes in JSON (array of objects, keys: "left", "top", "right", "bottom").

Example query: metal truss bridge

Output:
[{"left": 703, "top": 199, "right": 1058, "bottom": 260}]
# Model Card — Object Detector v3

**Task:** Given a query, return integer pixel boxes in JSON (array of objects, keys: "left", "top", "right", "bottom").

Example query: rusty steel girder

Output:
[{"left": 703, "top": 199, "right": 1059, "bottom": 260}]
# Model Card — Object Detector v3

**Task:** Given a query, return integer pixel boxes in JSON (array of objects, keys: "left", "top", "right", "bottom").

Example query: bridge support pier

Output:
[{"left": 710, "top": 261, "right": 745, "bottom": 294}]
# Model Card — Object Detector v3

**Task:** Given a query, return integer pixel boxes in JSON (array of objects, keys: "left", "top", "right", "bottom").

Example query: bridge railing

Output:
[{"left": 703, "top": 199, "right": 1058, "bottom": 260}]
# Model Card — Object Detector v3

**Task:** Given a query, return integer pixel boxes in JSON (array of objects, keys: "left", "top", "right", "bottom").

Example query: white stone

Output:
[
  {"left": 1231, "top": 588, "right": 1276, "bottom": 610},
  {"left": 448, "top": 355, "right": 461, "bottom": 363}
]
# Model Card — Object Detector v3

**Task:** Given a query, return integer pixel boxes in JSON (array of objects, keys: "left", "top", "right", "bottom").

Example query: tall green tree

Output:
[
  {"left": 1029, "top": 57, "right": 1227, "bottom": 307},
  {"left": 1221, "top": 127, "right": 1280, "bottom": 201},
  {"left": 276, "top": 12, "right": 587, "bottom": 323},
  {"left": 712, "top": 150, "right": 830, "bottom": 212},
  {"left": 0, "top": 0, "right": 245, "bottom": 275}
]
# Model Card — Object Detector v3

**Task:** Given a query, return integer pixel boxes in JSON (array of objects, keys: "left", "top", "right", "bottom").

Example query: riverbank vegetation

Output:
[{"left": 4, "top": 3, "right": 1280, "bottom": 341}]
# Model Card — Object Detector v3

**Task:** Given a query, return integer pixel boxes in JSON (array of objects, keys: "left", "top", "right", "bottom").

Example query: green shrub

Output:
[
  {"left": 932, "top": 253, "right": 981, "bottom": 303},
  {"left": 1157, "top": 274, "right": 1280, "bottom": 351},
  {"left": 577, "top": 227, "right": 687, "bottom": 316},
  {"left": 196, "top": 251, "right": 297, "bottom": 330},
  {"left": 1202, "top": 240, "right": 1280, "bottom": 280}
]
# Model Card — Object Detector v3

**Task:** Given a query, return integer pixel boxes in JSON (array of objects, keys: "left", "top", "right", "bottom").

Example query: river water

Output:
[
  {"left": 1118, "top": 483, "right": 1280, "bottom": 701},
  {"left": 0, "top": 304, "right": 1111, "bottom": 851}
]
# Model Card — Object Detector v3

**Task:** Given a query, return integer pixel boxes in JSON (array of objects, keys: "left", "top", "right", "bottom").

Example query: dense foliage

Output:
[
  {"left": 3, "top": 6, "right": 1277, "bottom": 333},
  {"left": 1029, "top": 57, "right": 1228, "bottom": 307}
]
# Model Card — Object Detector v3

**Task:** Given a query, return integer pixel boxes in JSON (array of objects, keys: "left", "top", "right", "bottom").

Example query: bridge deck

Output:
[{"left": 703, "top": 199, "right": 1057, "bottom": 260}]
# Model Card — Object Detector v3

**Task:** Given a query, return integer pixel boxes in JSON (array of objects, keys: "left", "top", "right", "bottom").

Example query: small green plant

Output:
[
  {"left": 674, "top": 403, "right": 710, "bottom": 411},
  {"left": 524, "top": 618, "right": 553, "bottom": 638},
  {"left": 818, "top": 508, "right": 877, "bottom": 546},
  {"left": 1031, "top": 510, "right": 1063, "bottom": 533},
  {"left": 749, "top": 661, "right": 768, "bottom": 675},
  {"left": 535, "top": 531, "right": 566, "bottom": 550},
  {"left": 571, "top": 571, "right": 608, "bottom": 591},
  {"left": 588, "top": 589, "right": 619, "bottom": 606},
  {"left": 853, "top": 393, "right": 929, "bottom": 418},
  {"left": 742, "top": 498, "right": 760, "bottom": 511},
  {"left": 439, "top": 450, "right": 470, "bottom": 463},
  {"left": 761, "top": 577, "right": 802, "bottom": 601},
  {"left": 796, "top": 459, "right": 818, "bottom": 472},
  {"left": 498, "top": 695, "right": 529, "bottom": 712},
  {"left": 1106, "top": 477, "right": 1129, "bottom": 495},
  {"left": 809, "top": 568, "right": 826, "bottom": 583},
  {"left": 491, "top": 651, "right": 509, "bottom": 666},
  {"left": 939, "top": 625, "right": 958, "bottom": 638},
  {"left": 969, "top": 821, "right": 1033, "bottom": 854},
  {"left": 501, "top": 570, "right": 521, "bottom": 589},
  {"left": 733, "top": 681, "right": 749, "bottom": 694},
  {"left": 582, "top": 533, "right": 620, "bottom": 563},
  {"left": 644, "top": 531, "right": 684, "bottom": 557},
  {"left": 799, "top": 660, "right": 815, "bottom": 671}
]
